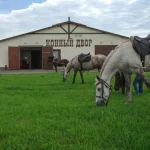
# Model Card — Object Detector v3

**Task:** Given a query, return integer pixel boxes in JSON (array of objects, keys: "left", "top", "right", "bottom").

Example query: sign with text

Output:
[{"left": 46, "top": 39, "right": 92, "bottom": 48}]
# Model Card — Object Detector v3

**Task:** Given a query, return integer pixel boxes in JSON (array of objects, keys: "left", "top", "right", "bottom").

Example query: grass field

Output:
[{"left": 0, "top": 72, "right": 150, "bottom": 150}]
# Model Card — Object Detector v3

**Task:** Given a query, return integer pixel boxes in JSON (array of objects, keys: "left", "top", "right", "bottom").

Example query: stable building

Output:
[{"left": 0, "top": 17, "right": 128, "bottom": 70}]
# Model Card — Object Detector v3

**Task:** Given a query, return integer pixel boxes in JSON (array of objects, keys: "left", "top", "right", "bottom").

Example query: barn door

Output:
[
  {"left": 95, "top": 45, "right": 117, "bottom": 56},
  {"left": 42, "top": 46, "right": 53, "bottom": 69},
  {"left": 9, "top": 46, "right": 20, "bottom": 69}
]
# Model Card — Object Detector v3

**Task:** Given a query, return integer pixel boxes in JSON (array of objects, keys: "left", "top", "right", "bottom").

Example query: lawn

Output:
[{"left": 0, "top": 72, "right": 150, "bottom": 150}]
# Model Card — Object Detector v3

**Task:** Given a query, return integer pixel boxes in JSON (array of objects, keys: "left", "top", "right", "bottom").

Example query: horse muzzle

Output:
[
  {"left": 62, "top": 78, "right": 66, "bottom": 82},
  {"left": 96, "top": 101, "right": 107, "bottom": 106}
]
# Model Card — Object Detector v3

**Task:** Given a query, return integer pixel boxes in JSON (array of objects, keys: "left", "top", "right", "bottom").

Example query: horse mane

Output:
[
  {"left": 129, "top": 36, "right": 134, "bottom": 43},
  {"left": 64, "top": 57, "right": 74, "bottom": 73},
  {"left": 100, "top": 49, "right": 116, "bottom": 74},
  {"left": 100, "top": 41, "right": 129, "bottom": 74}
]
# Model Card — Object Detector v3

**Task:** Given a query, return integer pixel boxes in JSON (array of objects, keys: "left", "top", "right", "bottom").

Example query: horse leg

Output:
[
  {"left": 55, "top": 65, "right": 57, "bottom": 72},
  {"left": 121, "top": 73, "right": 126, "bottom": 95},
  {"left": 124, "top": 74, "right": 132, "bottom": 103},
  {"left": 53, "top": 64, "right": 56, "bottom": 72},
  {"left": 79, "top": 70, "right": 84, "bottom": 84},
  {"left": 136, "top": 70, "right": 150, "bottom": 89},
  {"left": 72, "top": 70, "right": 78, "bottom": 84},
  {"left": 121, "top": 83, "right": 125, "bottom": 95}
]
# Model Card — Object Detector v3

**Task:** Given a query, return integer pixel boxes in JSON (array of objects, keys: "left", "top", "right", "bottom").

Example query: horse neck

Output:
[
  {"left": 101, "top": 59, "right": 118, "bottom": 85},
  {"left": 53, "top": 58, "right": 58, "bottom": 62},
  {"left": 100, "top": 50, "right": 115, "bottom": 74},
  {"left": 64, "top": 59, "right": 73, "bottom": 73}
]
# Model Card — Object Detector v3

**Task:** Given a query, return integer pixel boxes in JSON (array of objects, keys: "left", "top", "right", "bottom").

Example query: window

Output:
[
  {"left": 53, "top": 50, "right": 59, "bottom": 58},
  {"left": 53, "top": 49, "right": 60, "bottom": 60}
]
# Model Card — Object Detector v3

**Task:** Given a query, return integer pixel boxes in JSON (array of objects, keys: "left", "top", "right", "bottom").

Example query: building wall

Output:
[
  {"left": 0, "top": 24, "right": 128, "bottom": 68},
  {"left": 0, "top": 34, "right": 127, "bottom": 67},
  {"left": 1, "top": 23, "right": 149, "bottom": 70}
]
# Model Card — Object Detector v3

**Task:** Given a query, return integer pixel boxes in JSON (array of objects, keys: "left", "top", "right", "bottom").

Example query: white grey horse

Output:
[
  {"left": 62, "top": 54, "right": 106, "bottom": 84},
  {"left": 95, "top": 36, "right": 150, "bottom": 106}
]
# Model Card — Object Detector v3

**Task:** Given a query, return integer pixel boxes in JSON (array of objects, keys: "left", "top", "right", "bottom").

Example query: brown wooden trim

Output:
[
  {"left": 8, "top": 46, "right": 20, "bottom": 69},
  {"left": 59, "top": 50, "right": 61, "bottom": 60},
  {"left": 71, "top": 25, "right": 79, "bottom": 33},
  {"left": 18, "top": 45, "right": 43, "bottom": 47},
  {"left": 68, "top": 22, "right": 70, "bottom": 39},
  {"left": 31, "top": 33, "right": 109, "bottom": 34},
  {"left": 0, "top": 19, "right": 128, "bottom": 42},
  {"left": 60, "top": 25, "right": 67, "bottom": 33},
  {"left": 52, "top": 20, "right": 86, "bottom": 28},
  {"left": 42, "top": 46, "right": 53, "bottom": 69}
]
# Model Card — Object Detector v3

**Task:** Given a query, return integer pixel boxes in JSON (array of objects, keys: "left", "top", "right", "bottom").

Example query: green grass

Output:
[{"left": 0, "top": 72, "right": 150, "bottom": 150}]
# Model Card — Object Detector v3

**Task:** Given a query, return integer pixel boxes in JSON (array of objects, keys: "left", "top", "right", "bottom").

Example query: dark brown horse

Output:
[
  {"left": 114, "top": 72, "right": 126, "bottom": 94},
  {"left": 48, "top": 57, "right": 69, "bottom": 72}
]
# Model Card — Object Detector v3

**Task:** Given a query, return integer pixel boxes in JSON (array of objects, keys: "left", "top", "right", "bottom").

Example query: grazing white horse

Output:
[
  {"left": 95, "top": 36, "right": 150, "bottom": 106},
  {"left": 62, "top": 54, "right": 106, "bottom": 84}
]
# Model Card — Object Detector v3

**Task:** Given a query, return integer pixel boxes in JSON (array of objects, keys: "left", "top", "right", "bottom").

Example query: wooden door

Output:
[
  {"left": 8, "top": 46, "right": 20, "bottom": 69},
  {"left": 95, "top": 45, "right": 117, "bottom": 56},
  {"left": 42, "top": 46, "right": 53, "bottom": 69}
]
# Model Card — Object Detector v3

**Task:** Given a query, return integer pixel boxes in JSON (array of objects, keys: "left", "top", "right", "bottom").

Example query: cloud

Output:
[
  {"left": 0, "top": 0, "right": 150, "bottom": 40},
  {"left": 128, "top": 0, "right": 138, "bottom": 5}
]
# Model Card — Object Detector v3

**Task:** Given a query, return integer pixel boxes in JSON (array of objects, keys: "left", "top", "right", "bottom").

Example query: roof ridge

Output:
[{"left": 0, "top": 19, "right": 128, "bottom": 41}]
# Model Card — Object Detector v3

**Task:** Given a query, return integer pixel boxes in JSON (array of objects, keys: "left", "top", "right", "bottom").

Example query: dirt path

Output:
[
  {"left": 0, "top": 69, "right": 57, "bottom": 74},
  {"left": 0, "top": 68, "right": 98, "bottom": 75}
]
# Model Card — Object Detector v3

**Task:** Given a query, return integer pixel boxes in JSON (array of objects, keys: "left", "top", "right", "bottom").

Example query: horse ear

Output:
[
  {"left": 95, "top": 78, "right": 98, "bottom": 84},
  {"left": 96, "top": 75, "right": 100, "bottom": 81}
]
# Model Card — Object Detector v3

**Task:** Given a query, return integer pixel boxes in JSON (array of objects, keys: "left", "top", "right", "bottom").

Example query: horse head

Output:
[
  {"left": 47, "top": 56, "right": 54, "bottom": 63},
  {"left": 62, "top": 69, "right": 68, "bottom": 82},
  {"left": 95, "top": 75, "right": 112, "bottom": 106},
  {"left": 53, "top": 57, "right": 58, "bottom": 62}
]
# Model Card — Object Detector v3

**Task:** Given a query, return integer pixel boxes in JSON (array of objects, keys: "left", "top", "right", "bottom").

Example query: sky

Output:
[{"left": 0, "top": 0, "right": 150, "bottom": 40}]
